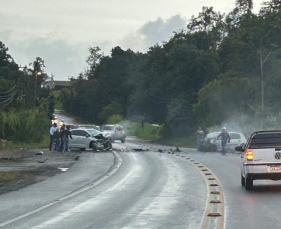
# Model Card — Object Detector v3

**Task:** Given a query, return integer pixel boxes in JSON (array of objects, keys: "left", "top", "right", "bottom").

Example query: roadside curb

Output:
[
  {"left": 0, "top": 151, "right": 122, "bottom": 228},
  {"left": 163, "top": 152, "right": 225, "bottom": 229}
]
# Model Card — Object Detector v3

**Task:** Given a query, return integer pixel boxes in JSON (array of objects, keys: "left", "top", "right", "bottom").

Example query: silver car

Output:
[
  {"left": 69, "top": 128, "right": 105, "bottom": 151},
  {"left": 199, "top": 132, "right": 247, "bottom": 152},
  {"left": 102, "top": 125, "right": 126, "bottom": 143}
]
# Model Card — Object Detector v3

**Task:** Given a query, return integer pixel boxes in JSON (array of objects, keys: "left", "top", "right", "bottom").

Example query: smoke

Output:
[{"left": 206, "top": 113, "right": 278, "bottom": 139}]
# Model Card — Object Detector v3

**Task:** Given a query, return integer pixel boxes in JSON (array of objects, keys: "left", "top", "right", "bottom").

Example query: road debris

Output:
[{"left": 35, "top": 151, "right": 44, "bottom": 155}]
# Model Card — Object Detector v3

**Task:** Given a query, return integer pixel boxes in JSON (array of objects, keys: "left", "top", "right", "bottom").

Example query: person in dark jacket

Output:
[
  {"left": 53, "top": 128, "right": 60, "bottom": 151},
  {"left": 217, "top": 127, "right": 230, "bottom": 152},
  {"left": 60, "top": 124, "right": 65, "bottom": 152},
  {"left": 63, "top": 126, "right": 72, "bottom": 152}
]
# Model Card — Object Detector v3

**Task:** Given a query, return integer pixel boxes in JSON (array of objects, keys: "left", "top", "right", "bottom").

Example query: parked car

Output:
[
  {"left": 69, "top": 128, "right": 112, "bottom": 151},
  {"left": 199, "top": 131, "right": 247, "bottom": 152},
  {"left": 79, "top": 124, "right": 100, "bottom": 130},
  {"left": 102, "top": 125, "right": 126, "bottom": 143},
  {"left": 236, "top": 130, "right": 281, "bottom": 190}
]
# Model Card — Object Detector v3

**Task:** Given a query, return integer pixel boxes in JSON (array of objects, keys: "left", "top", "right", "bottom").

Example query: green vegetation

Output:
[
  {"left": 135, "top": 123, "right": 161, "bottom": 141},
  {"left": 0, "top": 41, "right": 53, "bottom": 150},
  {"left": 3, "top": 0, "right": 281, "bottom": 146},
  {"left": 0, "top": 171, "right": 29, "bottom": 181},
  {"left": 107, "top": 114, "right": 123, "bottom": 124},
  {"left": 58, "top": 0, "right": 281, "bottom": 141},
  {"left": 0, "top": 134, "right": 49, "bottom": 151}
]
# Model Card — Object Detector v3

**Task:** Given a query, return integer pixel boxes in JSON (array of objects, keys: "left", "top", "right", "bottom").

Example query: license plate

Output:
[{"left": 269, "top": 165, "right": 281, "bottom": 171}]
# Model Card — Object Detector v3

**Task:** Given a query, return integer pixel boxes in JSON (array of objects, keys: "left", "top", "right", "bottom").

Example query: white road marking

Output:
[
  {"left": 31, "top": 153, "right": 141, "bottom": 229},
  {"left": 0, "top": 152, "right": 122, "bottom": 228}
]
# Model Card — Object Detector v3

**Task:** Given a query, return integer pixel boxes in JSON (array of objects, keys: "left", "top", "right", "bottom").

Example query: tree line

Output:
[
  {"left": 0, "top": 41, "right": 53, "bottom": 143},
  {"left": 53, "top": 1, "right": 281, "bottom": 137}
]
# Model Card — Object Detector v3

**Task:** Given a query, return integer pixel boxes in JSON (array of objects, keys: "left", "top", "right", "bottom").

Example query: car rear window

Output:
[
  {"left": 249, "top": 133, "right": 281, "bottom": 148},
  {"left": 230, "top": 133, "right": 241, "bottom": 139}
]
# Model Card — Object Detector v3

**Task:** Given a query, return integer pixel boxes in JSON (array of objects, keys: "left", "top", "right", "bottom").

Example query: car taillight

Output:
[{"left": 246, "top": 150, "right": 254, "bottom": 161}]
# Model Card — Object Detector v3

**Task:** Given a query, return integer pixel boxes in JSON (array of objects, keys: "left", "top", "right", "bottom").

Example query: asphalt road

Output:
[
  {"left": 2, "top": 111, "right": 281, "bottom": 229},
  {"left": 0, "top": 150, "right": 206, "bottom": 229},
  {"left": 126, "top": 139, "right": 281, "bottom": 229}
]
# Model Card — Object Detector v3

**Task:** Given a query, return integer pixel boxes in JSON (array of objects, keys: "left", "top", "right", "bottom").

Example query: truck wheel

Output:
[
  {"left": 241, "top": 174, "right": 245, "bottom": 186},
  {"left": 121, "top": 137, "right": 126, "bottom": 143},
  {"left": 79, "top": 148, "right": 86, "bottom": 151},
  {"left": 245, "top": 177, "right": 253, "bottom": 190}
]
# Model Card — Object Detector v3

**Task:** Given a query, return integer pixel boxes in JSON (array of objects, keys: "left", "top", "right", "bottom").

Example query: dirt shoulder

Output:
[{"left": 0, "top": 148, "right": 79, "bottom": 196}]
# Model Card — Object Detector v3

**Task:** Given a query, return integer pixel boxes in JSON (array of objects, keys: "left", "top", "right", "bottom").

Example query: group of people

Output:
[
  {"left": 196, "top": 126, "right": 231, "bottom": 152},
  {"left": 49, "top": 123, "right": 72, "bottom": 152}
]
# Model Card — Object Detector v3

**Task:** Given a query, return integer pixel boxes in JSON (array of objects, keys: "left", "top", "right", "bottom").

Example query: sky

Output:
[{"left": 1, "top": 0, "right": 264, "bottom": 80}]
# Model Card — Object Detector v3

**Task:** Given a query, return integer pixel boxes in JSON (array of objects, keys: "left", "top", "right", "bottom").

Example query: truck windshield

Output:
[{"left": 249, "top": 133, "right": 281, "bottom": 148}]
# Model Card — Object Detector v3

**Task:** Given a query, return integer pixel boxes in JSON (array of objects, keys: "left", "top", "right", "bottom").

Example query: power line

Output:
[
  {"left": 0, "top": 91, "right": 16, "bottom": 99},
  {"left": 0, "top": 92, "right": 16, "bottom": 104},
  {"left": 2, "top": 96, "right": 16, "bottom": 107},
  {"left": 0, "top": 85, "right": 16, "bottom": 94}
]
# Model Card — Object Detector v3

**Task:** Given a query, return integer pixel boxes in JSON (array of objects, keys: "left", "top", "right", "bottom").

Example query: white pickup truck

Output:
[{"left": 236, "top": 131, "right": 281, "bottom": 190}]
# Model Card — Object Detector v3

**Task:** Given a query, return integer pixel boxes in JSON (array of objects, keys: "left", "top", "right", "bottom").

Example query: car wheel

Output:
[
  {"left": 110, "top": 138, "right": 115, "bottom": 143},
  {"left": 79, "top": 148, "right": 86, "bottom": 151},
  {"left": 241, "top": 174, "right": 245, "bottom": 186},
  {"left": 90, "top": 142, "right": 98, "bottom": 151},
  {"left": 210, "top": 144, "right": 218, "bottom": 152},
  {"left": 121, "top": 137, "right": 126, "bottom": 143},
  {"left": 245, "top": 177, "right": 253, "bottom": 190}
]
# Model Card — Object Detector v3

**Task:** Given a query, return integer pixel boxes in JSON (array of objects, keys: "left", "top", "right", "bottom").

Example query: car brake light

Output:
[{"left": 246, "top": 150, "right": 254, "bottom": 161}]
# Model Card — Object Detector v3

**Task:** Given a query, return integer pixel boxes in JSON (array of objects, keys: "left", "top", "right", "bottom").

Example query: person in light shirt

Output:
[
  {"left": 49, "top": 123, "right": 57, "bottom": 151},
  {"left": 217, "top": 127, "right": 230, "bottom": 152}
]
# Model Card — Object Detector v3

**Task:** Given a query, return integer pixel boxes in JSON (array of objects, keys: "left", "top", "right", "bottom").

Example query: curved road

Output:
[
  {"left": 2, "top": 111, "right": 280, "bottom": 229},
  {"left": 0, "top": 150, "right": 206, "bottom": 229}
]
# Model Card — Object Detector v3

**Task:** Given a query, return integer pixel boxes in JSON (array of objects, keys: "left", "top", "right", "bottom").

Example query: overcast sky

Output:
[{"left": 1, "top": 0, "right": 264, "bottom": 80}]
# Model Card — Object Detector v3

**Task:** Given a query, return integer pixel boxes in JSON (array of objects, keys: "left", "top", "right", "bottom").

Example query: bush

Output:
[
  {"left": 6, "top": 109, "right": 49, "bottom": 143},
  {"left": 106, "top": 114, "right": 123, "bottom": 124}
]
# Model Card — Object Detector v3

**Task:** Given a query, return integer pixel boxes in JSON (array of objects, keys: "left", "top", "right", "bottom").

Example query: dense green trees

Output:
[
  {"left": 59, "top": 0, "right": 281, "bottom": 136},
  {"left": 0, "top": 41, "right": 52, "bottom": 142}
]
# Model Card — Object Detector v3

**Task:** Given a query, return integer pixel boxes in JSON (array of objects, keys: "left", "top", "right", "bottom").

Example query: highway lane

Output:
[
  {"left": 190, "top": 152, "right": 281, "bottom": 229},
  {"left": 126, "top": 138, "right": 281, "bottom": 229},
  {"left": 1, "top": 151, "right": 207, "bottom": 229}
]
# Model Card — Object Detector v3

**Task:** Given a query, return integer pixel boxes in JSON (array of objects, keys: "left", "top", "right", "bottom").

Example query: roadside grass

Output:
[
  {"left": 135, "top": 122, "right": 161, "bottom": 141},
  {"left": 0, "top": 171, "right": 29, "bottom": 181},
  {"left": 0, "top": 134, "right": 49, "bottom": 151},
  {"left": 54, "top": 102, "right": 63, "bottom": 110}
]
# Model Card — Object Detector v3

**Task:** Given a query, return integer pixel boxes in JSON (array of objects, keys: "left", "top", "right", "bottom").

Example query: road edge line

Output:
[
  {"left": 0, "top": 151, "right": 122, "bottom": 228},
  {"left": 168, "top": 153, "right": 225, "bottom": 229}
]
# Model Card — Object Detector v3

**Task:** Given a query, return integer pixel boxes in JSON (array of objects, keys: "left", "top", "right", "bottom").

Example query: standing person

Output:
[
  {"left": 60, "top": 124, "right": 65, "bottom": 152},
  {"left": 217, "top": 127, "right": 230, "bottom": 152},
  {"left": 63, "top": 126, "right": 72, "bottom": 152},
  {"left": 53, "top": 128, "right": 60, "bottom": 151},
  {"left": 49, "top": 123, "right": 57, "bottom": 151},
  {"left": 196, "top": 127, "right": 204, "bottom": 151}
]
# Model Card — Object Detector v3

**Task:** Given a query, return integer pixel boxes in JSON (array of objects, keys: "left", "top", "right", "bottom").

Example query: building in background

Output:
[{"left": 43, "top": 78, "right": 76, "bottom": 90}]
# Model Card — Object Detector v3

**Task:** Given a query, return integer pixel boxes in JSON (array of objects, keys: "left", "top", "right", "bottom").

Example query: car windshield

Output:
[
  {"left": 249, "top": 133, "right": 281, "bottom": 148},
  {"left": 103, "top": 126, "right": 114, "bottom": 131},
  {"left": 87, "top": 129, "right": 102, "bottom": 136}
]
